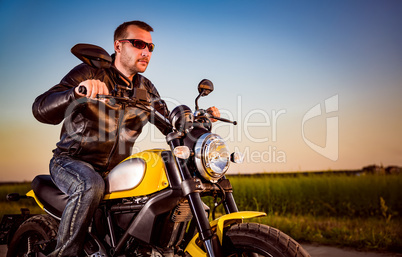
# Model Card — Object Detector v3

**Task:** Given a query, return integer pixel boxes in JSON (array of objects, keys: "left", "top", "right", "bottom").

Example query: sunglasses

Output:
[{"left": 119, "top": 39, "right": 155, "bottom": 52}]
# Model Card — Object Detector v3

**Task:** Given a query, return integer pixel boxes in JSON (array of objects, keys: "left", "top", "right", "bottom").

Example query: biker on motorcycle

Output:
[{"left": 32, "top": 20, "right": 220, "bottom": 257}]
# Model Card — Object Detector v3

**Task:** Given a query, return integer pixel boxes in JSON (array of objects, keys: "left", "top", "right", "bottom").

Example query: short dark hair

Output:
[{"left": 114, "top": 20, "right": 154, "bottom": 41}]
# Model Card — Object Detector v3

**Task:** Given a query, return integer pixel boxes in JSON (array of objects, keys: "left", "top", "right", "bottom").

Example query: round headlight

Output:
[{"left": 194, "top": 133, "right": 230, "bottom": 182}]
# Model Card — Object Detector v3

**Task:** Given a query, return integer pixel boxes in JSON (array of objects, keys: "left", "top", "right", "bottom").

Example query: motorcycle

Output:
[{"left": 0, "top": 44, "right": 311, "bottom": 257}]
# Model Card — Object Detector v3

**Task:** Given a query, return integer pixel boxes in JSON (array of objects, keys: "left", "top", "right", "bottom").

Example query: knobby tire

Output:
[
  {"left": 7, "top": 214, "right": 58, "bottom": 257},
  {"left": 223, "top": 223, "right": 311, "bottom": 257}
]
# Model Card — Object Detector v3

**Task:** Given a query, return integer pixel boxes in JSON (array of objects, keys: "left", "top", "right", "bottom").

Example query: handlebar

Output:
[
  {"left": 76, "top": 85, "right": 236, "bottom": 132},
  {"left": 78, "top": 85, "right": 87, "bottom": 95},
  {"left": 77, "top": 85, "right": 172, "bottom": 130},
  {"left": 77, "top": 85, "right": 147, "bottom": 105}
]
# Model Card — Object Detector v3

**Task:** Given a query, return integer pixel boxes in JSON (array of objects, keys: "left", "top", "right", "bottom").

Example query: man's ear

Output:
[{"left": 114, "top": 40, "right": 121, "bottom": 53}]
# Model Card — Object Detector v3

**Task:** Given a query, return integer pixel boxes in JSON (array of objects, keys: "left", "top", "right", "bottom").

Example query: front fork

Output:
[
  {"left": 168, "top": 135, "right": 236, "bottom": 257},
  {"left": 187, "top": 191, "right": 224, "bottom": 257}
]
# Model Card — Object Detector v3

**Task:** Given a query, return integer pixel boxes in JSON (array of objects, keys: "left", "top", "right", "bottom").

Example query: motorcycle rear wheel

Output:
[
  {"left": 223, "top": 223, "right": 310, "bottom": 257},
  {"left": 7, "top": 214, "right": 58, "bottom": 257}
]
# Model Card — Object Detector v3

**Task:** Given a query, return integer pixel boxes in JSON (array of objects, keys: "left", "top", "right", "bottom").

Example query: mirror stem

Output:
[{"left": 195, "top": 92, "right": 203, "bottom": 110}]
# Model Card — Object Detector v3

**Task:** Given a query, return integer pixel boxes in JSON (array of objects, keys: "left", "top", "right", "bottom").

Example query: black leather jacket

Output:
[{"left": 33, "top": 63, "right": 169, "bottom": 172}]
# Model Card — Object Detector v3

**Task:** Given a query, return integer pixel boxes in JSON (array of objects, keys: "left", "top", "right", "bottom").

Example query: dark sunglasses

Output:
[{"left": 119, "top": 39, "right": 155, "bottom": 52}]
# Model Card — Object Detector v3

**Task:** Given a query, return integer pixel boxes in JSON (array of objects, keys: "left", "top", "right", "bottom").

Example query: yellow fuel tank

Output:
[{"left": 103, "top": 149, "right": 170, "bottom": 200}]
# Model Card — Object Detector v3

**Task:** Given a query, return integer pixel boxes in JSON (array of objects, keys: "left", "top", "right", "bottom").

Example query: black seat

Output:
[{"left": 31, "top": 175, "right": 69, "bottom": 219}]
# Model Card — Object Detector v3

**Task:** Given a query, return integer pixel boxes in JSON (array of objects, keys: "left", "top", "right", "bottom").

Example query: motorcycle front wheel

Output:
[
  {"left": 7, "top": 214, "right": 58, "bottom": 257},
  {"left": 223, "top": 223, "right": 310, "bottom": 257}
]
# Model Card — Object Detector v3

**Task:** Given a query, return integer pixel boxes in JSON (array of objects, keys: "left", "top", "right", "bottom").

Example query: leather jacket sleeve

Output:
[{"left": 32, "top": 64, "right": 96, "bottom": 125}]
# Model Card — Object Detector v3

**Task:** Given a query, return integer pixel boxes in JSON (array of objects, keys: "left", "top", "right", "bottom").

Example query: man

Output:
[{"left": 33, "top": 20, "right": 219, "bottom": 256}]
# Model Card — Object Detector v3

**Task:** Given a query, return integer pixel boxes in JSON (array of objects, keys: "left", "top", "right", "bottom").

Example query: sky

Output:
[{"left": 0, "top": 0, "right": 401, "bottom": 181}]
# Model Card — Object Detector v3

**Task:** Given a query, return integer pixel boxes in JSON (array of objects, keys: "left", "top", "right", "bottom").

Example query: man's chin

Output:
[{"left": 136, "top": 65, "right": 148, "bottom": 73}]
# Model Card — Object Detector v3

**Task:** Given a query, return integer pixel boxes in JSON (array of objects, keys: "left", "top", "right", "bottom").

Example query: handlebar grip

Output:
[{"left": 78, "top": 86, "right": 87, "bottom": 95}]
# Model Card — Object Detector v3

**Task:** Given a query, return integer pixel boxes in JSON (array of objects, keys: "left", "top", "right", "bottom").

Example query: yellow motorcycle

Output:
[{"left": 1, "top": 44, "right": 310, "bottom": 257}]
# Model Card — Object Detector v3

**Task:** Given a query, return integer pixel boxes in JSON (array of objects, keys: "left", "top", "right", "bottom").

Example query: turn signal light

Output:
[{"left": 174, "top": 146, "right": 191, "bottom": 159}]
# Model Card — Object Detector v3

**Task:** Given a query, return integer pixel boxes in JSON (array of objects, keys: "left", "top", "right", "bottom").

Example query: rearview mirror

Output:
[
  {"left": 71, "top": 43, "right": 112, "bottom": 69},
  {"left": 198, "top": 79, "right": 214, "bottom": 96},
  {"left": 195, "top": 79, "right": 214, "bottom": 110}
]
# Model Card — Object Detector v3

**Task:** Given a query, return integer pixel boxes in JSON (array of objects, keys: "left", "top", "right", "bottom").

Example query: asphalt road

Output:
[
  {"left": 302, "top": 244, "right": 402, "bottom": 257},
  {"left": 1, "top": 244, "right": 401, "bottom": 257}
]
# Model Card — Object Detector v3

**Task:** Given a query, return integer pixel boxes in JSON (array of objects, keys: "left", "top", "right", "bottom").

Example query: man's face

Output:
[{"left": 115, "top": 25, "right": 153, "bottom": 75}]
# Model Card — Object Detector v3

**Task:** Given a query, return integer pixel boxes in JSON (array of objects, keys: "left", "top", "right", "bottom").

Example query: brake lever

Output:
[
  {"left": 209, "top": 115, "right": 237, "bottom": 125},
  {"left": 194, "top": 109, "right": 236, "bottom": 125}
]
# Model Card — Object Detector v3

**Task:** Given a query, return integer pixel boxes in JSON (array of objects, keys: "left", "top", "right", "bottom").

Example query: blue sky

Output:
[{"left": 0, "top": 0, "right": 401, "bottom": 181}]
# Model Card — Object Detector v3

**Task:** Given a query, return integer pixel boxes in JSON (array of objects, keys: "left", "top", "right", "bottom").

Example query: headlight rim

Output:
[{"left": 194, "top": 133, "right": 230, "bottom": 183}]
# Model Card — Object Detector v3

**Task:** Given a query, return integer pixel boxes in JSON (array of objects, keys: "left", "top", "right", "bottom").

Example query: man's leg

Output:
[{"left": 47, "top": 155, "right": 105, "bottom": 257}]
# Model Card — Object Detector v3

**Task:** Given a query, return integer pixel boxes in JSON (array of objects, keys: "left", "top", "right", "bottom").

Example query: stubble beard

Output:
[{"left": 119, "top": 48, "right": 148, "bottom": 76}]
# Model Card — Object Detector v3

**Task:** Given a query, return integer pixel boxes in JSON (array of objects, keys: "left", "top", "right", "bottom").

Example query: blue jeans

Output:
[{"left": 48, "top": 155, "right": 105, "bottom": 257}]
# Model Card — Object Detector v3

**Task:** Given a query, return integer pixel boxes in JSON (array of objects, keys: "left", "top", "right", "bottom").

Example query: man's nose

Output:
[{"left": 141, "top": 48, "right": 150, "bottom": 56}]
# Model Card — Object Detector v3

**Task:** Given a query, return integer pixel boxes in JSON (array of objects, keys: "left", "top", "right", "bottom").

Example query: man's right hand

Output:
[{"left": 75, "top": 79, "right": 109, "bottom": 99}]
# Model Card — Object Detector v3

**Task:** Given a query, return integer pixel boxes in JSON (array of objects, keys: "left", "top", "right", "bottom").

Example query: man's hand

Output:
[
  {"left": 207, "top": 106, "right": 220, "bottom": 122},
  {"left": 75, "top": 79, "right": 109, "bottom": 99}
]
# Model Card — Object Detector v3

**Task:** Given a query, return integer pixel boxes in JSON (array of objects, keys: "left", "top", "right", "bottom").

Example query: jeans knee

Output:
[{"left": 85, "top": 176, "right": 105, "bottom": 198}]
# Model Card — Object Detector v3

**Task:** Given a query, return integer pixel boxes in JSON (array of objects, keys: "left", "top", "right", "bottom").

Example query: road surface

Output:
[{"left": 1, "top": 244, "right": 401, "bottom": 256}]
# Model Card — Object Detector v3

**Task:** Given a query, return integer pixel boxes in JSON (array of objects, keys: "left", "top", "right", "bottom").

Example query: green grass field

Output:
[
  {"left": 212, "top": 172, "right": 402, "bottom": 252},
  {"left": 228, "top": 172, "right": 402, "bottom": 219},
  {"left": 1, "top": 172, "right": 401, "bottom": 252}
]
